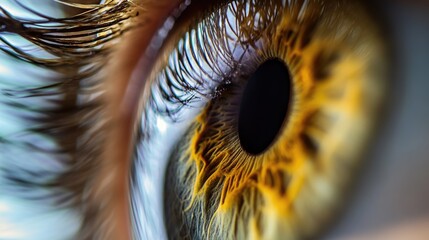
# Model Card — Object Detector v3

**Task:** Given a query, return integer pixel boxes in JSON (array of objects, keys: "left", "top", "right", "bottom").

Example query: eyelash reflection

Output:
[
  {"left": 134, "top": 0, "right": 388, "bottom": 239},
  {"left": 0, "top": 1, "right": 138, "bottom": 238}
]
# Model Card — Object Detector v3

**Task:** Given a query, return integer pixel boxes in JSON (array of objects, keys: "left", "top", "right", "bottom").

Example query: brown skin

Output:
[{"left": 97, "top": 1, "right": 181, "bottom": 239}]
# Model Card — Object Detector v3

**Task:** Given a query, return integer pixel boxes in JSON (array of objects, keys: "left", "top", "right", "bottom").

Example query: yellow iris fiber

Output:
[{"left": 164, "top": 1, "right": 387, "bottom": 239}]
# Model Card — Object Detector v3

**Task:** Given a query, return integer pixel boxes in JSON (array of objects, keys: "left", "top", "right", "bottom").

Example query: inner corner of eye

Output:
[{"left": 237, "top": 58, "right": 292, "bottom": 155}]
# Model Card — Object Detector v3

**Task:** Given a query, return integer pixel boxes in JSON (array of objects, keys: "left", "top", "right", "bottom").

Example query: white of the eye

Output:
[
  {"left": 130, "top": 2, "right": 193, "bottom": 240},
  {"left": 132, "top": 110, "right": 191, "bottom": 240}
]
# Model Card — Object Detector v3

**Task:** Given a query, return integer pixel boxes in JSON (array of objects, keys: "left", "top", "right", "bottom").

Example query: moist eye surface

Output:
[
  {"left": 238, "top": 58, "right": 291, "bottom": 155},
  {"left": 130, "top": 0, "right": 388, "bottom": 239}
]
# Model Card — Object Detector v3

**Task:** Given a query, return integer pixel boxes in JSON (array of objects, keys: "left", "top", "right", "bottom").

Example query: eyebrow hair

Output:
[{"left": 0, "top": 0, "right": 145, "bottom": 239}]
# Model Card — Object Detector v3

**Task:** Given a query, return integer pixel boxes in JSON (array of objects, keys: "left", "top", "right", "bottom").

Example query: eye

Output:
[
  {"left": 2, "top": 1, "right": 429, "bottom": 239},
  {"left": 131, "top": 0, "right": 387, "bottom": 239}
]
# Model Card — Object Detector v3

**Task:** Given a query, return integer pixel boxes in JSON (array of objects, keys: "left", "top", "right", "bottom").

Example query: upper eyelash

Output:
[
  {"left": 0, "top": 0, "right": 138, "bottom": 65},
  {"left": 146, "top": 1, "right": 283, "bottom": 120},
  {"left": 0, "top": 0, "right": 140, "bottom": 238}
]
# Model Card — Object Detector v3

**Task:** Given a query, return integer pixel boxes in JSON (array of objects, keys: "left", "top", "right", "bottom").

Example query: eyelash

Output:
[
  {"left": 0, "top": 0, "right": 392, "bottom": 239},
  {"left": 136, "top": 0, "right": 389, "bottom": 239},
  {"left": 0, "top": 0, "right": 139, "bottom": 236},
  {"left": 147, "top": 1, "right": 288, "bottom": 120},
  {"left": 146, "top": 0, "right": 329, "bottom": 124}
]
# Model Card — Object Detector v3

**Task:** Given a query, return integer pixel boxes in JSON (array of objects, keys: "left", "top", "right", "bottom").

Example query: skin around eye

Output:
[
  {"left": 131, "top": 0, "right": 388, "bottom": 239},
  {"left": 98, "top": 1, "right": 181, "bottom": 239}
]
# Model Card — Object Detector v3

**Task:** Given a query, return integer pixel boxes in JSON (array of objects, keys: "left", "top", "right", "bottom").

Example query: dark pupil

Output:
[{"left": 238, "top": 58, "right": 291, "bottom": 155}]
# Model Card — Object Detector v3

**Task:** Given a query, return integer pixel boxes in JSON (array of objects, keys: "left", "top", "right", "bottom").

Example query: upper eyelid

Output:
[
  {"left": 0, "top": 1, "right": 176, "bottom": 239},
  {"left": 0, "top": 1, "right": 187, "bottom": 239},
  {"left": 134, "top": 1, "right": 232, "bottom": 120},
  {"left": 96, "top": 1, "right": 185, "bottom": 239},
  {"left": 111, "top": 0, "right": 184, "bottom": 112}
]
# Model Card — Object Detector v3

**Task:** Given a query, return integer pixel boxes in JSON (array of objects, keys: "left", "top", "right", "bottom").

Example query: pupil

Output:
[{"left": 238, "top": 58, "right": 291, "bottom": 155}]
